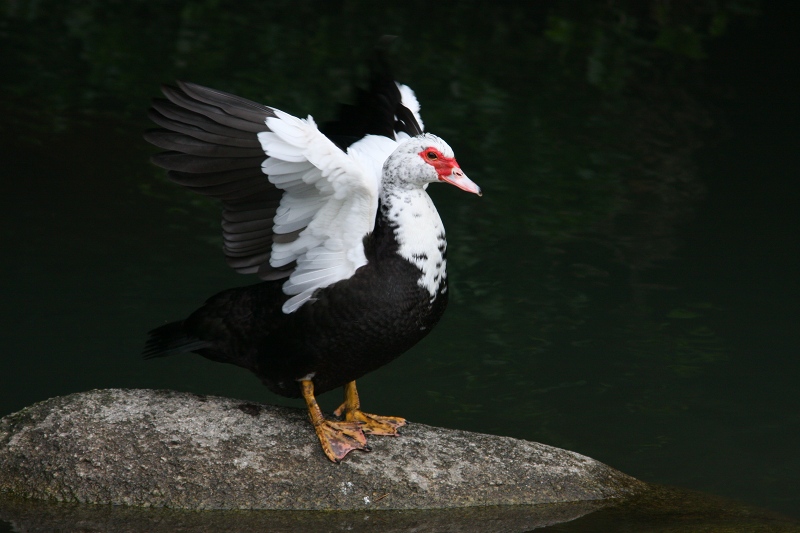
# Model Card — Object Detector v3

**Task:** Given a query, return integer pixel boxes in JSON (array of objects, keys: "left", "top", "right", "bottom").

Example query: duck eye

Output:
[{"left": 426, "top": 151, "right": 438, "bottom": 160}]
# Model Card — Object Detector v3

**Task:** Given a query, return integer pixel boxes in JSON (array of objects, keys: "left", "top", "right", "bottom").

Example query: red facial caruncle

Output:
[{"left": 418, "top": 147, "right": 482, "bottom": 196}]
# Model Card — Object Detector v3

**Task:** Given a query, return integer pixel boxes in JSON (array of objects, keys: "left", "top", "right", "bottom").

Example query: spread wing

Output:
[
  {"left": 145, "top": 82, "right": 290, "bottom": 281},
  {"left": 258, "top": 111, "right": 396, "bottom": 312},
  {"left": 145, "top": 59, "right": 424, "bottom": 313}
]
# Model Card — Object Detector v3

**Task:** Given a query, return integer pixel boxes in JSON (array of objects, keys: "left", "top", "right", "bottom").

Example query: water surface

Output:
[{"left": 1, "top": 0, "right": 798, "bottom": 528}]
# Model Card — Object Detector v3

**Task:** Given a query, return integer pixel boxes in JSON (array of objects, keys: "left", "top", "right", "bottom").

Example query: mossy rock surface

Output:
[{"left": 0, "top": 389, "right": 644, "bottom": 511}]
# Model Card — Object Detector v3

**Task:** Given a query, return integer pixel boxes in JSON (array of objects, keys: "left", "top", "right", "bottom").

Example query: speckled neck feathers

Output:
[{"left": 379, "top": 188, "right": 448, "bottom": 303}]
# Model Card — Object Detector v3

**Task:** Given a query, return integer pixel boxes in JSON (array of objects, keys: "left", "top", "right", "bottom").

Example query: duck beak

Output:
[{"left": 441, "top": 167, "right": 482, "bottom": 196}]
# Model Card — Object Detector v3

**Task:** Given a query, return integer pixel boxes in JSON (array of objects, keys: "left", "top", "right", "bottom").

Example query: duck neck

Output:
[{"left": 379, "top": 187, "right": 448, "bottom": 302}]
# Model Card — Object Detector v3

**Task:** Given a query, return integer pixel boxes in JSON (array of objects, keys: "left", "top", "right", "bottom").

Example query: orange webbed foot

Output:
[
  {"left": 334, "top": 403, "right": 407, "bottom": 436},
  {"left": 334, "top": 381, "right": 407, "bottom": 437},
  {"left": 313, "top": 418, "right": 369, "bottom": 463},
  {"left": 301, "top": 379, "right": 370, "bottom": 463},
  {"left": 333, "top": 381, "right": 406, "bottom": 437}
]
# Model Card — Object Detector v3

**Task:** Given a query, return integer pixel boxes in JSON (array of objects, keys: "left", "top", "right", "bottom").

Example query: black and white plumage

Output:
[{"left": 142, "top": 54, "right": 481, "bottom": 461}]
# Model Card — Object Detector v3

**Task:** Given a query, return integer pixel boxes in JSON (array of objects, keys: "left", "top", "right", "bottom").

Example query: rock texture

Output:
[{"left": 0, "top": 389, "right": 645, "bottom": 511}]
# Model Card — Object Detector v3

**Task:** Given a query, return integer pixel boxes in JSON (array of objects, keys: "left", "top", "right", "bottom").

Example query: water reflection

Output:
[
  {"left": 2, "top": 485, "right": 797, "bottom": 533},
  {"left": 0, "top": 497, "right": 602, "bottom": 532}
]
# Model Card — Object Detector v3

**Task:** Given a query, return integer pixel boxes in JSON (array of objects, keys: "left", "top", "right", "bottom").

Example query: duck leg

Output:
[
  {"left": 300, "top": 379, "right": 368, "bottom": 462},
  {"left": 333, "top": 381, "right": 406, "bottom": 436}
]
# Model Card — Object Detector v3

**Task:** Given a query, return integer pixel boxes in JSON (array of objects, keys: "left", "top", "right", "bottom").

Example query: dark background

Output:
[{"left": 1, "top": 0, "right": 798, "bottom": 522}]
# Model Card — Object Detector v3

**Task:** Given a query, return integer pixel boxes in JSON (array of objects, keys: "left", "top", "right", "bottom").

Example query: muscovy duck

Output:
[{"left": 142, "top": 56, "right": 481, "bottom": 462}]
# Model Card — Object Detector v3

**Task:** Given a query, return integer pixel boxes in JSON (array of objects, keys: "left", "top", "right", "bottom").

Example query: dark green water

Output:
[{"left": 1, "top": 1, "right": 798, "bottom": 530}]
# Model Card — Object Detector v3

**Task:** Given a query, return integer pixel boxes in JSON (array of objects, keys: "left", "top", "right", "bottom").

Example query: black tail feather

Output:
[{"left": 142, "top": 321, "right": 210, "bottom": 359}]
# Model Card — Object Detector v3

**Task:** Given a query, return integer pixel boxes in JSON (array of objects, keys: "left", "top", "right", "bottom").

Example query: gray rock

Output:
[{"left": 0, "top": 389, "right": 645, "bottom": 511}]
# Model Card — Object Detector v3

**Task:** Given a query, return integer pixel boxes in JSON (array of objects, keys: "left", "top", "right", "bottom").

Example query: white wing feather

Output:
[{"left": 258, "top": 109, "right": 397, "bottom": 313}]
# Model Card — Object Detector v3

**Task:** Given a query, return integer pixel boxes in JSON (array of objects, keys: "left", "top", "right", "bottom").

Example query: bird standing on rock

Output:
[{"left": 142, "top": 49, "right": 481, "bottom": 462}]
